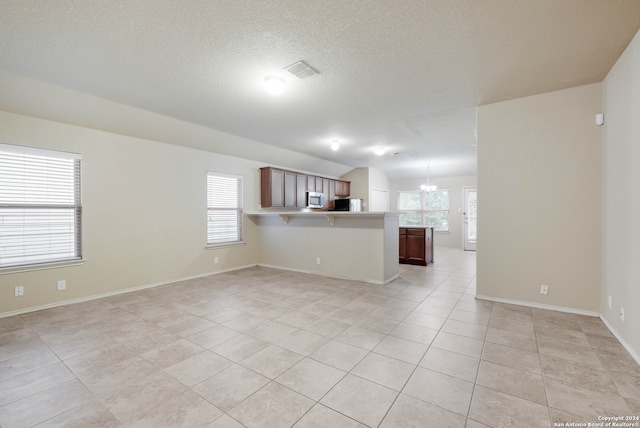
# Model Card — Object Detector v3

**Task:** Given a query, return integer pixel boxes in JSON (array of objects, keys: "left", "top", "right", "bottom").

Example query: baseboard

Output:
[
  {"left": 476, "top": 294, "right": 640, "bottom": 366},
  {"left": 0, "top": 263, "right": 257, "bottom": 319},
  {"left": 599, "top": 315, "right": 640, "bottom": 366},
  {"left": 383, "top": 273, "right": 401, "bottom": 284},
  {"left": 475, "top": 294, "right": 600, "bottom": 317},
  {"left": 257, "top": 263, "right": 393, "bottom": 285}
]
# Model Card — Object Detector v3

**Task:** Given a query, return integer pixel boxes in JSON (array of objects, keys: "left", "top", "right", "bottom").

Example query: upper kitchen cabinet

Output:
[
  {"left": 260, "top": 167, "right": 297, "bottom": 208},
  {"left": 260, "top": 166, "right": 350, "bottom": 209},
  {"left": 296, "top": 174, "right": 308, "bottom": 208},
  {"left": 284, "top": 171, "right": 296, "bottom": 207},
  {"left": 335, "top": 180, "right": 350, "bottom": 197},
  {"left": 307, "top": 175, "right": 316, "bottom": 192},
  {"left": 322, "top": 178, "right": 330, "bottom": 209},
  {"left": 261, "top": 167, "right": 284, "bottom": 207}
]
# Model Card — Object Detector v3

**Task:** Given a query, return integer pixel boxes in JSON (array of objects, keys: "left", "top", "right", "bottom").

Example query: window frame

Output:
[
  {"left": 0, "top": 143, "right": 83, "bottom": 270},
  {"left": 397, "top": 189, "right": 450, "bottom": 232},
  {"left": 206, "top": 171, "right": 244, "bottom": 247}
]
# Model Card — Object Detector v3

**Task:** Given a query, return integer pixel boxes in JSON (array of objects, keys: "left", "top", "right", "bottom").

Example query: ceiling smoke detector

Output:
[{"left": 284, "top": 60, "right": 318, "bottom": 79}]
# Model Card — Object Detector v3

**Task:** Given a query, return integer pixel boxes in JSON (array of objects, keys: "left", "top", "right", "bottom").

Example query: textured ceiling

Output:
[{"left": 1, "top": 1, "right": 639, "bottom": 179}]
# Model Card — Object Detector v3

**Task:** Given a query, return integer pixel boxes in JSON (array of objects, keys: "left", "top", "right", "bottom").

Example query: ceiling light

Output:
[
  {"left": 331, "top": 140, "right": 340, "bottom": 151},
  {"left": 264, "top": 76, "right": 285, "bottom": 95},
  {"left": 421, "top": 164, "right": 437, "bottom": 192},
  {"left": 373, "top": 147, "right": 387, "bottom": 156}
]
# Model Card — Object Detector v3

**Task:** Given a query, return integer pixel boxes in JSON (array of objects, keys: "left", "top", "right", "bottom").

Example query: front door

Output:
[{"left": 463, "top": 187, "right": 477, "bottom": 251}]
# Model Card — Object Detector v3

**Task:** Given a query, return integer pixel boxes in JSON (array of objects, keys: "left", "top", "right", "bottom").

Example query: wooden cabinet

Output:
[
  {"left": 335, "top": 180, "right": 350, "bottom": 197},
  {"left": 284, "top": 171, "right": 296, "bottom": 207},
  {"left": 261, "top": 167, "right": 284, "bottom": 207},
  {"left": 296, "top": 174, "right": 308, "bottom": 208},
  {"left": 307, "top": 175, "right": 316, "bottom": 192},
  {"left": 259, "top": 167, "right": 297, "bottom": 208},
  {"left": 260, "top": 166, "right": 350, "bottom": 209},
  {"left": 322, "top": 178, "right": 330, "bottom": 209},
  {"left": 407, "top": 229, "right": 426, "bottom": 265},
  {"left": 399, "top": 227, "right": 433, "bottom": 266}
]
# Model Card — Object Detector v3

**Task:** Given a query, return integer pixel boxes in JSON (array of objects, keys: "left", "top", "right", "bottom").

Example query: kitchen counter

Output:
[
  {"left": 247, "top": 211, "right": 399, "bottom": 284},
  {"left": 247, "top": 210, "right": 394, "bottom": 226}
]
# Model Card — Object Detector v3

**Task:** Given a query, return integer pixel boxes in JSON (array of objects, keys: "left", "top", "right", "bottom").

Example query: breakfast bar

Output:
[{"left": 247, "top": 211, "right": 399, "bottom": 284}]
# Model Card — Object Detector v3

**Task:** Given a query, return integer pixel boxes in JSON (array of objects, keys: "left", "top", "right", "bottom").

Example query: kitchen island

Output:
[
  {"left": 247, "top": 211, "right": 399, "bottom": 284},
  {"left": 399, "top": 226, "right": 434, "bottom": 266}
]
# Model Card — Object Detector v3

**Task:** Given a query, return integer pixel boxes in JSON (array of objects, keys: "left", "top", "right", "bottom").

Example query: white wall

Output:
[
  {"left": 602, "top": 29, "right": 640, "bottom": 358},
  {"left": 340, "top": 167, "right": 390, "bottom": 212},
  {"left": 390, "top": 175, "right": 477, "bottom": 248},
  {"left": 341, "top": 168, "right": 369, "bottom": 204},
  {"left": 0, "top": 106, "right": 400, "bottom": 315},
  {"left": 369, "top": 168, "right": 391, "bottom": 212},
  {"left": 0, "top": 109, "right": 265, "bottom": 315},
  {"left": 0, "top": 72, "right": 362, "bottom": 316},
  {"left": 476, "top": 83, "right": 602, "bottom": 313}
]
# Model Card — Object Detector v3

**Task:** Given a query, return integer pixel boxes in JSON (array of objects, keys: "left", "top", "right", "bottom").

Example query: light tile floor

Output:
[{"left": 1, "top": 248, "right": 639, "bottom": 427}]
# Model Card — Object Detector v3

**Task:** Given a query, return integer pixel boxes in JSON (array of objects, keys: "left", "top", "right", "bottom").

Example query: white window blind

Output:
[
  {"left": 0, "top": 144, "right": 82, "bottom": 268},
  {"left": 207, "top": 172, "right": 243, "bottom": 245}
]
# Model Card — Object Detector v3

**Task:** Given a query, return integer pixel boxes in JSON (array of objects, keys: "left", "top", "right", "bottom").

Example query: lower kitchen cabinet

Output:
[{"left": 399, "top": 227, "right": 433, "bottom": 266}]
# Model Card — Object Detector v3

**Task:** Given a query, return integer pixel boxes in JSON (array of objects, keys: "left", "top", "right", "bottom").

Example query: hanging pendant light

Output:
[{"left": 421, "top": 164, "right": 437, "bottom": 192}]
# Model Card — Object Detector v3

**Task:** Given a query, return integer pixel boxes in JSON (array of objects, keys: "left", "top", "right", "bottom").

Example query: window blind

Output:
[
  {"left": 207, "top": 172, "right": 243, "bottom": 245},
  {"left": 0, "top": 144, "right": 82, "bottom": 268}
]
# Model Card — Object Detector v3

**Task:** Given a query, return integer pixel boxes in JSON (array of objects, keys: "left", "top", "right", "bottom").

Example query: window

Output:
[
  {"left": 0, "top": 144, "right": 82, "bottom": 268},
  {"left": 397, "top": 189, "right": 449, "bottom": 231},
  {"left": 207, "top": 172, "right": 243, "bottom": 245}
]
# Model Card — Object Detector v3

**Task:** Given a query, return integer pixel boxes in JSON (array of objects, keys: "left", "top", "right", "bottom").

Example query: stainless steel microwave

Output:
[{"left": 307, "top": 192, "right": 324, "bottom": 208}]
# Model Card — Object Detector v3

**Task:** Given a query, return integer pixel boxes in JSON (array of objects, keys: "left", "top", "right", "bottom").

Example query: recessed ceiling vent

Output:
[{"left": 284, "top": 60, "right": 318, "bottom": 79}]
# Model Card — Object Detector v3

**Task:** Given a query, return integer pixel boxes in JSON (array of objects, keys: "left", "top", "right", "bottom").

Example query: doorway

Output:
[{"left": 463, "top": 187, "right": 477, "bottom": 251}]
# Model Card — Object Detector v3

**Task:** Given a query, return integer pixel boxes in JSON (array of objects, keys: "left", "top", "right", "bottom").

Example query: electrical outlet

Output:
[
  {"left": 620, "top": 307, "right": 625, "bottom": 321},
  {"left": 214, "top": 257, "right": 219, "bottom": 264},
  {"left": 539, "top": 284, "right": 549, "bottom": 295},
  {"left": 57, "top": 280, "right": 66, "bottom": 291},
  {"left": 15, "top": 286, "right": 24, "bottom": 297},
  {"left": 316, "top": 257, "right": 321, "bottom": 265},
  {"left": 608, "top": 295, "right": 612, "bottom": 309}
]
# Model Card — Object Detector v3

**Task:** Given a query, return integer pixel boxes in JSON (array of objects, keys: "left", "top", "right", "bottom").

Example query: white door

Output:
[{"left": 463, "top": 187, "right": 477, "bottom": 251}]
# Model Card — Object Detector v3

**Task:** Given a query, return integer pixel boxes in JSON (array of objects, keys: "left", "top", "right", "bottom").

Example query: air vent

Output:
[{"left": 284, "top": 60, "right": 318, "bottom": 79}]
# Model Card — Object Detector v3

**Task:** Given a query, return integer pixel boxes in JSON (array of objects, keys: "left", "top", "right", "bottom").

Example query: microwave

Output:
[
  {"left": 332, "top": 198, "right": 363, "bottom": 212},
  {"left": 307, "top": 192, "right": 324, "bottom": 208}
]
